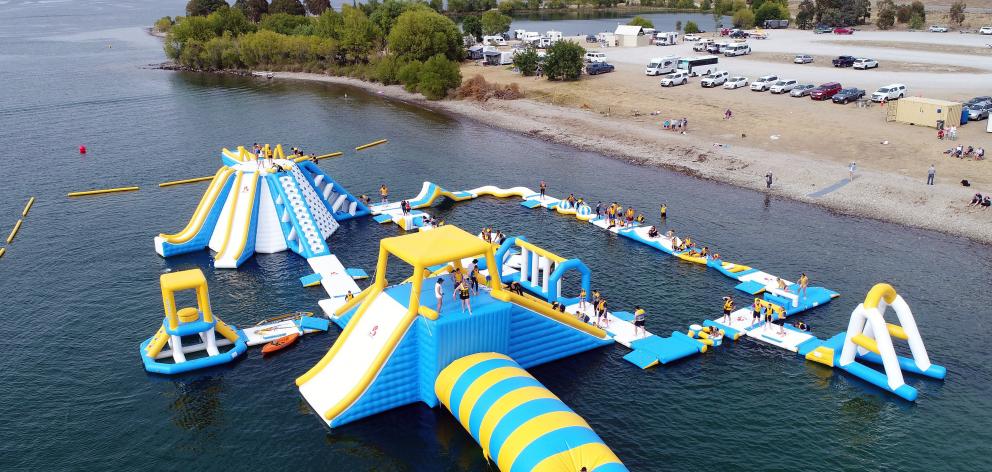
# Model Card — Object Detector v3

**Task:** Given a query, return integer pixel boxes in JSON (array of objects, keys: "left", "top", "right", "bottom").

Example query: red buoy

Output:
[{"left": 79, "top": 145, "right": 87, "bottom": 154}]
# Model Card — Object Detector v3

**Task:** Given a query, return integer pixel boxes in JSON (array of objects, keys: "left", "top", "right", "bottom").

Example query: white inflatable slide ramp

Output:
[
  {"left": 297, "top": 288, "right": 414, "bottom": 427},
  {"left": 213, "top": 172, "right": 261, "bottom": 269}
]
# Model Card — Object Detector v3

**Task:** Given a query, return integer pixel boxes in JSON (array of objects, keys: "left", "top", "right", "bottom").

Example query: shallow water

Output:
[{"left": 1, "top": 1, "right": 990, "bottom": 471}]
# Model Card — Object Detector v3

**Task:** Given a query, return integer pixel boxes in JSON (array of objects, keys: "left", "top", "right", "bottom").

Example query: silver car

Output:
[
  {"left": 966, "top": 103, "right": 991, "bottom": 121},
  {"left": 793, "top": 54, "right": 814, "bottom": 64},
  {"left": 790, "top": 84, "right": 815, "bottom": 97}
]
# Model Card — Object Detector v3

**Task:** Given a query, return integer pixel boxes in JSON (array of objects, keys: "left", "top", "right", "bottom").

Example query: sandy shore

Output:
[{"left": 259, "top": 70, "right": 991, "bottom": 243}]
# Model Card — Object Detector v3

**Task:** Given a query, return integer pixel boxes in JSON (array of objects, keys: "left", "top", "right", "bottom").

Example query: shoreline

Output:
[{"left": 253, "top": 70, "right": 992, "bottom": 244}]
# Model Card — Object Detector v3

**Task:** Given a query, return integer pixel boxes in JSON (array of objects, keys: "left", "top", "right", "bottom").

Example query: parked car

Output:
[
  {"left": 814, "top": 25, "right": 833, "bottom": 34},
  {"left": 965, "top": 96, "right": 992, "bottom": 108},
  {"left": 586, "top": 62, "right": 615, "bottom": 75},
  {"left": 832, "top": 87, "right": 866, "bottom": 104},
  {"left": 730, "top": 30, "right": 749, "bottom": 39},
  {"left": 700, "top": 70, "right": 730, "bottom": 87},
  {"left": 966, "top": 103, "right": 992, "bottom": 120},
  {"left": 790, "top": 84, "right": 816, "bottom": 97},
  {"left": 769, "top": 79, "right": 799, "bottom": 94},
  {"left": 833, "top": 27, "right": 854, "bottom": 35},
  {"left": 684, "top": 34, "right": 701, "bottom": 41},
  {"left": 585, "top": 34, "right": 598, "bottom": 43},
  {"left": 981, "top": 26, "right": 992, "bottom": 35},
  {"left": 723, "top": 43, "right": 751, "bottom": 56},
  {"left": 810, "top": 82, "right": 843, "bottom": 100},
  {"left": 794, "top": 54, "right": 814, "bottom": 64},
  {"left": 871, "top": 84, "right": 907, "bottom": 102},
  {"left": 660, "top": 71, "right": 689, "bottom": 86},
  {"left": 750, "top": 75, "right": 779, "bottom": 91},
  {"left": 853, "top": 58, "right": 879, "bottom": 69},
  {"left": 832, "top": 55, "right": 856, "bottom": 67},
  {"left": 724, "top": 76, "right": 749, "bottom": 89},
  {"left": 928, "top": 25, "right": 949, "bottom": 32},
  {"left": 705, "top": 42, "right": 725, "bottom": 54},
  {"left": 584, "top": 52, "right": 607, "bottom": 63}
]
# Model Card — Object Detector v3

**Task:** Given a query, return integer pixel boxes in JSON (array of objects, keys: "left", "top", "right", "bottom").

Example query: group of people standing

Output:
[
  {"left": 480, "top": 227, "right": 506, "bottom": 245},
  {"left": 434, "top": 260, "right": 483, "bottom": 316},
  {"left": 598, "top": 202, "right": 645, "bottom": 228}
]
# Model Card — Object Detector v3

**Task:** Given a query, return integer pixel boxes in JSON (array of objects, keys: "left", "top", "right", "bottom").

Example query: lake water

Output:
[{"left": 0, "top": 1, "right": 989, "bottom": 471}]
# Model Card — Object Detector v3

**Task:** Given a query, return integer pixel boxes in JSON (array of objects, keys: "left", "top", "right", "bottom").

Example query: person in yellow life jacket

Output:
[
  {"left": 722, "top": 296, "right": 734, "bottom": 323},
  {"left": 379, "top": 184, "right": 389, "bottom": 203},
  {"left": 345, "top": 291, "right": 354, "bottom": 301},
  {"left": 635, "top": 213, "right": 646, "bottom": 224},
  {"left": 595, "top": 298, "right": 608, "bottom": 328},
  {"left": 578, "top": 288, "right": 587, "bottom": 311},
  {"left": 458, "top": 280, "right": 473, "bottom": 315},
  {"left": 660, "top": 203, "right": 667, "bottom": 220},
  {"left": 633, "top": 306, "right": 647, "bottom": 338},
  {"left": 625, "top": 207, "right": 635, "bottom": 225},
  {"left": 450, "top": 268, "right": 463, "bottom": 298}
]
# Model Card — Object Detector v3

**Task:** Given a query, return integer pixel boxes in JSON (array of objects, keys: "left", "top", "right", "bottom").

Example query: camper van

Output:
[
  {"left": 513, "top": 29, "right": 527, "bottom": 40},
  {"left": 520, "top": 32, "right": 541, "bottom": 44},
  {"left": 653, "top": 32, "right": 679, "bottom": 46},
  {"left": 483, "top": 51, "right": 514, "bottom": 66},
  {"left": 546, "top": 30, "right": 563, "bottom": 44},
  {"left": 676, "top": 55, "right": 720, "bottom": 77},
  {"left": 482, "top": 35, "right": 507, "bottom": 46},
  {"left": 645, "top": 56, "right": 679, "bottom": 76}
]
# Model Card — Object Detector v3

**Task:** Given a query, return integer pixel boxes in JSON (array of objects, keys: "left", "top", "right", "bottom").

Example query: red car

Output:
[
  {"left": 833, "top": 27, "right": 854, "bottom": 35},
  {"left": 810, "top": 82, "right": 842, "bottom": 100}
]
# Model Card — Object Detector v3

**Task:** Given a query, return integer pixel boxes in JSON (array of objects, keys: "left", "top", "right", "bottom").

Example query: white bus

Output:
[{"left": 676, "top": 55, "right": 720, "bottom": 76}]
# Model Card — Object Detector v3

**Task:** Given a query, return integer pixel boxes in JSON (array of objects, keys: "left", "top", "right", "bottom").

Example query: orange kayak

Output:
[{"left": 261, "top": 333, "right": 299, "bottom": 356}]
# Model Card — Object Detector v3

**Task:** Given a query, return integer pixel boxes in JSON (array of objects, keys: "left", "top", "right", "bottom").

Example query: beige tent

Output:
[
  {"left": 887, "top": 97, "right": 962, "bottom": 128},
  {"left": 614, "top": 25, "right": 651, "bottom": 47}
]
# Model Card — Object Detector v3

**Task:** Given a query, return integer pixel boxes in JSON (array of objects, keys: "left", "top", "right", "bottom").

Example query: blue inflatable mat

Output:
[
  {"left": 346, "top": 268, "right": 369, "bottom": 279},
  {"left": 373, "top": 214, "right": 393, "bottom": 223},
  {"left": 735, "top": 280, "right": 766, "bottom": 295},
  {"left": 300, "top": 273, "right": 322, "bottom": 287},
  {"left": 520, "top": 199, "right": 543, "bottom": 209},
  {"left": 623, "top": 349, "right": 659, "bottom": 369},
  {"left": 611, "top": 311, "right": 635, "bottom": 322},
  {"left": 298, "top": 316, "right": 330, "bottom": 332}
]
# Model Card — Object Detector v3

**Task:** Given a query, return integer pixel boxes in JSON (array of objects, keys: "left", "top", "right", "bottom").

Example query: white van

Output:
[
  {"left": 645, "top": 56, "right": 678, "bottom": 76},
  {"left": 546, "top": 30, "right": 563, "bottom": 43},
  {"left": 482, "top": 35, "right": 507, "bottom": 46},
  {"left": 585, "top": 51, "right": 607, "bottom": 63},
  {"left": 513, "top": 29, "right": 527, "bottom": 40},
  {"left": 653, "top": 32, "right": 679, "bottom": 46},
  {"left": 521, "top": 32, "right": 541, "bottom": 44},
  {"left": 871, "top": 83, "right": 907, "bottom": 102},
  {"left": 723, "top": 43, "right": 751, "bottom": 57}
]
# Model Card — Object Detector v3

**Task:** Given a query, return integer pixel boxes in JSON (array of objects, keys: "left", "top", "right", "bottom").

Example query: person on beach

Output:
[
  {"left": 752, "top": 299, "right": 762, "bottom": 327},
  {"left": 849, "top": 162, "right": 856, "bottom": 181},
  {"left": 722, "top": 296, "right": 734, "bottom": 324},
  {"left": 765, "top": 172, "right": 773, "bottom": 189},
  {"left": 633, "top": 306, "right": 647, "bottom": 338},
  {"left": 983, "top": 196, "right": 991, "bottom": 210},
  {"left": 435, "top": 279, "right": 444, "bottom": 314},
  {"left": 798, "top": 273, "right": 809, "bottom": 298},
  {"left": 379, "top": 184, "right": 389, "bottom": 203},
  {"left": 539, "top": 180, "right": 547, "bottom": 199},
  {"left": 927, "top": 164, "right": 936, "bottom": 185},
  {"left": 458, "top": 280, "right": 473, "bottom": 315},
  {"left": 724, "top": 108, "right": 733, "bottom": 119},
  {"left": 969, "top": 193, "right": 983, "bottom": 207}
]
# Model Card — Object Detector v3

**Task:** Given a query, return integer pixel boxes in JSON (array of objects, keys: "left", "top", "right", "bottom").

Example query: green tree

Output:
[
  {"left": 154, "top": 16, "right": 175, "bottom": 33},
  {"left": 700, "top": 0, "right": 712, "bottom": 11},
  {"left": 417, "top": 54, "right": 462, "bottom": 99},
  {"left": 260, "top": 12, "right": 311, "bottom": 34},
  {"left": 314, "top": 8, "right": 342, "bottom": 38},
  {"left": 371, "top": 0, "right": 422, "bottom": 36},
  {"left": 340, "top": 4, "right": 381, "bottom": 62},
  {"left": 542, "top": 40, "right": 584, "bottom": 81},
  {"left": 498, "top": 1, "right": 515, "bottom": 14},
  {"left": 481, "top": 10, "right": 513, "bottom": 36},
  {"left": 528, "top": 0, "right": 541, "bottom": 9},
  {"left": 910, "top": 1, "right": 926, "bottom": 21},
  {"left": 373, "top": 53, "right": 406, "bottom": 84},
  {"left": 754, "top": 3, "right": 786, "bottom": 25},
  {"left": 732, "top": 8, "right": 755, "bottom": 27},
  {"left": 462, "top": 15, "right": 483, "bottom": 41},
  {"left": 186, "top": 0, "right": 230, "bottom": 17},
  {"left": 397, "top": 60, "right": 423, "bottom": 92},
  {"left": 388, "top": 8, "right": 462, "bottom": 62},
  {"left": 909, "top": 12, "right": 924, "bottom": 29},
  {"left": 875, "top": 0, "right": 896, "bottom": 29},
  {"left": 210, "top": 6, "right": 256, "bottom": 36},
  {"left": 677, "top": 0, "right": 695, "bottom": 9},
  {"left": 895, "top": 4, "right": 911, "bottom": 23},
  {"left": 949, "top": 1, "right": 966, "bottom": 26},
  {"left": 796, "top": 0, "right": 815, "bottom": 28},
  {"left": 513, "top": 47, "right": 539, "bottom": 76},
  {"left": 627, "top": 16, "right": 655, "bottom": 29},
  {"left": 234, "top": 0, "right": 268, "bottom": 22},
  {"left": 305, "top": 0, "right": 331, "bottom": 15},
  {"left": 270, "top": 0, "right": 306, "bottom": 15},
  {"left": 684, "top": 20, "right": 701, "bottom": 33},
  {"left": 165, "top": 15, "right": 216, "bottom": 58}
]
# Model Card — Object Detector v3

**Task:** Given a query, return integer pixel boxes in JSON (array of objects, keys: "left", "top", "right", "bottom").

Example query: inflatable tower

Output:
[
  {"left": 140, "top": 268, "right": 247, "bottom": 375},
  {"left": 154, "top": 145, "right": 370, "bottom": 269}
]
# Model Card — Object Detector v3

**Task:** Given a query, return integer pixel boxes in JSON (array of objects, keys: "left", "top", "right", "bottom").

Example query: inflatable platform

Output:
[{"left": 155, "top": 145, "right": 370, "bottom": 269}]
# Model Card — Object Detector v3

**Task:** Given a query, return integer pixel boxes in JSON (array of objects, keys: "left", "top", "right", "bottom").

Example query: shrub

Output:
[
  {"left": 895, "top": 4, "right": 912, "bottom": 23},
  {"left": 388, "top": 8, "right": 463, "bottom": 62},
  {"left": 339, "top": 5, "right": 382, "bottom": 63},
  {"left": 684, "top": 21, "right": 701, "bottom": 34},
  {"left": 949, "top": 1, "right": 966, "bottom": 26},
  {"left": 462, "top": 15, "right": 483, "bottom": 42},
  {"left": 397, "top": 60, "right": 423, "bottom": 92},
  {"left": 454, "top": 75, "right": 522, "bottom": 101},
  {"left": 677, "top": 0, "right": 695, "bottom": 9},
  {"left": 628, "top": 16, "right": 654, "bottom": 29},
  {"left": 186, "top": 0, "right": 228, "bottom": 17},
  {"left": 700, "top": 0, "right": 712, "bottom": 11},
  {"left": 732, "top": 9, "right": 755, "bottom": 28},
  {"left": 514, "top": 47, "right": 539, "bottom": 76},
  {"left": 754, "top": 3, "right": 787, "bottom": 26},
  {"left": 154, "top": 16, "right": 175, "bottom": 33},
  {"left": 876, "top": 4, "right": 896, "bottom": 30},
  {"left": 543, "top": 40, "right": 584, "bottom": 81},
  {"left": 372, "top": 54, "right": 406, "bottom": 84},
  {"left": 260, "top": 12, "right": 312, "bottom": 35},
  {"left": 314, "top": 9, "right": 343, "bottom": 39},
  {"left": 417, "top": 54, "right": 462, "bottom": 100},
  {"left": 909, "top": 12, "right": 924, "bottom": 29}
]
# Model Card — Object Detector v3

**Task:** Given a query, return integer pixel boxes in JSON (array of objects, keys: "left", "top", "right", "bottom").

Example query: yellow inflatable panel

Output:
[
  {"left": 805, "top": 346, "right": 835, "bottom": 367},
  {"left": 851, "top": 334, "right": 881, "bottom": 354},
  {"left": 863, "top": 283, "right": 898, "bottom": 309}
]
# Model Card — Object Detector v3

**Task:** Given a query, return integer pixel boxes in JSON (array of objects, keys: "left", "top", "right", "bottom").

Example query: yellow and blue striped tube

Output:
[{"left": 436, "top": 353, "right": 627, "bottom": 472}]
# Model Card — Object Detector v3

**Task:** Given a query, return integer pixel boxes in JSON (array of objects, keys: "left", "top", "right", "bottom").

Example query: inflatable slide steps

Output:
[
  {"left": 296, "top": 161, "right": 370, "bottom": 221},
  {"left": 435, "top": 352, "right": 628, "bottom": 472},
  {"left": 264, "top": 172, "right": 333, "bottom": 259}
]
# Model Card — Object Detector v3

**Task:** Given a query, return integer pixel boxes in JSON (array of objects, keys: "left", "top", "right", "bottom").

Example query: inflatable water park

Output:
[{"left": 142, "top": 144, "right": 948, "bottom": 471}]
